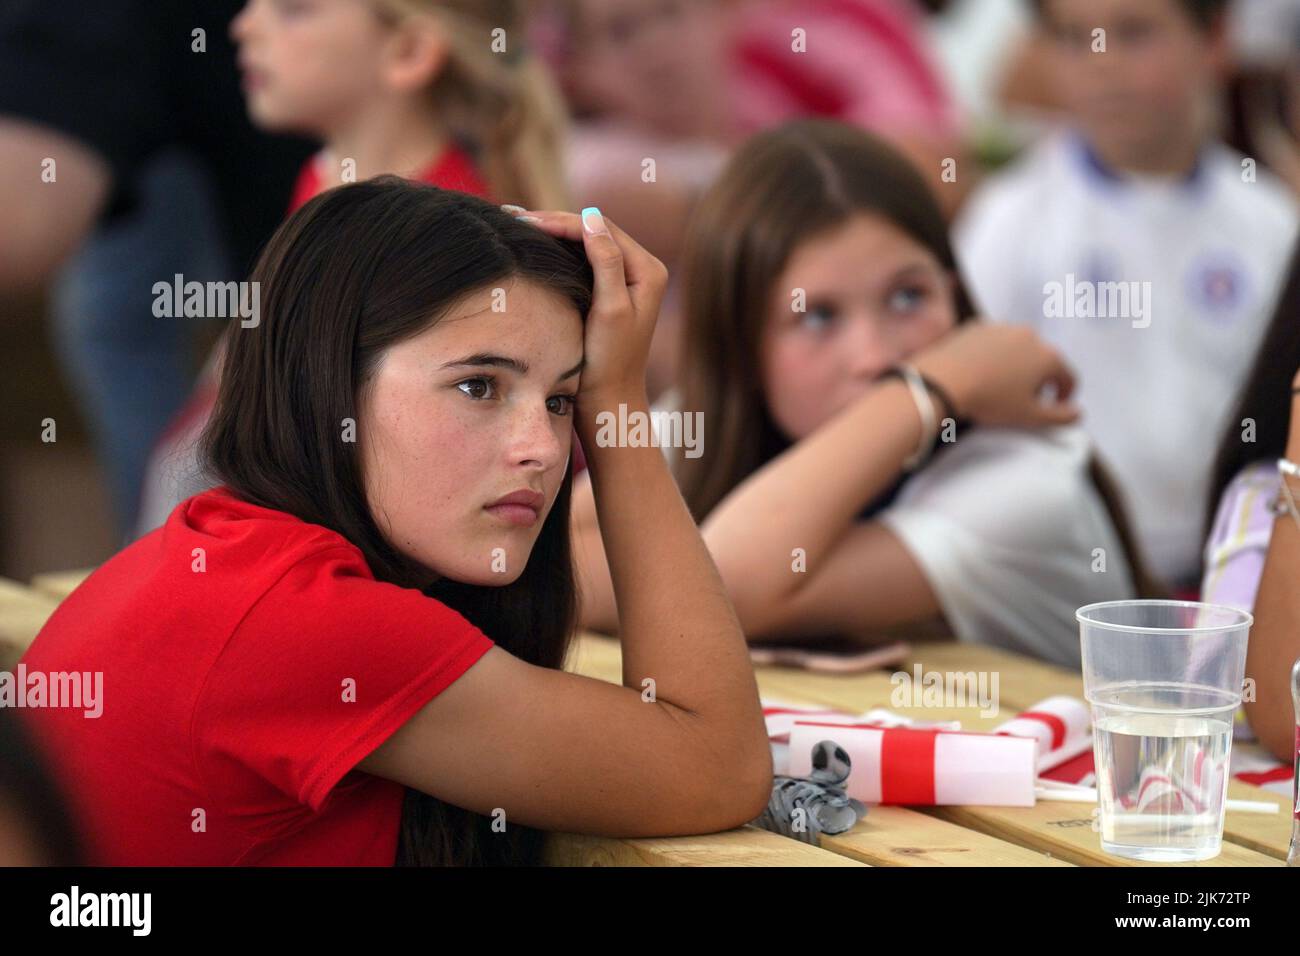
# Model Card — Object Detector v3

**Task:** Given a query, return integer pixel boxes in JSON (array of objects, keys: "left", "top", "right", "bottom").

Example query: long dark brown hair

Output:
[
  {"left": 675, "top": 119, "right": 1162, "bottom": 598},
  {"left": 1205, "top": 240, "right": 1300, "bottom": 540},
  {"left": 199, "top": 177, "right": 593, "bottom": 866}
]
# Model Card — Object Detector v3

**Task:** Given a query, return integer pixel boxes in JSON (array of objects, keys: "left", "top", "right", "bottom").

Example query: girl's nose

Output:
[
  {"left": 844, "top": 314, "right": 895, "bottom": 381},
  {"left": 229, "top": 1, "right": 255, "bottom": 42},
  {"left": 512, "top": 403, "right": 566, "bottom": 470}
]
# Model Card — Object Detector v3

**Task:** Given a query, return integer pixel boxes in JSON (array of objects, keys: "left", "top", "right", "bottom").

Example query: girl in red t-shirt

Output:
[
  {"left": 137, "top": 0, "right": 576, "bottom": 535},
  {"left": 23, "top": 182, "right": 772, "bottom": 866},
  {"left": 237, "top": 0, "right": 570, "bottom": 212}
]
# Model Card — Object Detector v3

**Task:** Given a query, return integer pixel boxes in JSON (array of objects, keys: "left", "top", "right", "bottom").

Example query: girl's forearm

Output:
[
  {"left": 701, "top": 378, "right": 922, "bottom": 623},
  {"left": 576, "top": 389, "right": 762, "bottom": 725},
  {"left": 1245, "top": 427, "right": 1300, "bottom": 761}
]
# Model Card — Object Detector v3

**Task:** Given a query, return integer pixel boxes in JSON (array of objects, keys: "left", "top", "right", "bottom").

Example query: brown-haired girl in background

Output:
[{"left": 573, "top": 120, "right": 1155, "bottom": 668}]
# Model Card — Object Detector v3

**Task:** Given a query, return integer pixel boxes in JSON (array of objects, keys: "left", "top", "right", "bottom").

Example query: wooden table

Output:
[
  {"left": 553, "top": 633, "right": 1289, "bottom": 867},
  {"left": 0, "top": 577, "right": 61, "bottom": 669},
  {"left": 5, "top": 571, "right": 1289, "bottom": 866}
]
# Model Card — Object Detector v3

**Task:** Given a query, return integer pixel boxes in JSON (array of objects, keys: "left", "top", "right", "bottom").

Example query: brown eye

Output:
[
  {"left": 456, "top": 378, "right": 495, "bottom": 400},
  {"left": 547, "top": 395, "right": 576, "bottom": 417}
]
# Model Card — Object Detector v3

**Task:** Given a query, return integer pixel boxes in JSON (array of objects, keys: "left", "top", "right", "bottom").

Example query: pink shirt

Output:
[{"left": 729, "top": 0, "right": 959, "bottom": 141}]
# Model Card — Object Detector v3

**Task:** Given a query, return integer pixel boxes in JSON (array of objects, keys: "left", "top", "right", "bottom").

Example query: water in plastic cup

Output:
[{"left": 1078, "top": 600, "right": 1251, "bottom": 863}]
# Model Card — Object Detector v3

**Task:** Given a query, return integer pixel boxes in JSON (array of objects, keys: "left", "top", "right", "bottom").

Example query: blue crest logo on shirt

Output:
[
  {"left": 1082, "top": 251, "right": 1117, "bottom": 288},
  {"left": 1185, "top": 252, "right": 1249, "bottom": 320}
]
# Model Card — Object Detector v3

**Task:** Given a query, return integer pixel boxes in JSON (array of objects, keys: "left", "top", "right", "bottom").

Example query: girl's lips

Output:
[
  {"left": 483, "top": 503, "right": 540, "bottom": 527},
  {"left": 240, "top": 67, "right": 267, "bottom": 92}
]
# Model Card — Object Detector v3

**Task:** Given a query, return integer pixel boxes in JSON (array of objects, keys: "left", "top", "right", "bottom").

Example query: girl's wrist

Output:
[
  {"left": 910, "top": 356, "right": 971, "bottom": 422},
  {"left": 870, "top": 372, "right": 936, "bottom": 471},
  {"left": 576, "top": 386, "right": 651, "bottom": 445}
]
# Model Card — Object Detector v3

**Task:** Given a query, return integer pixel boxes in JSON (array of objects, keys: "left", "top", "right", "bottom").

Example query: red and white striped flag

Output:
[
  {"left": 788, "top": 721, "right": 1038, "bottom": 807},
  {"left": 993, "top": 696, "right": 1093, "bottom": 772}
]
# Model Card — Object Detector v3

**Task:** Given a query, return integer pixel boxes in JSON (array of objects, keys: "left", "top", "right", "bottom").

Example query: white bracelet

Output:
[{"left": 896, "top": 363, "right": 938, "bottom": 471}]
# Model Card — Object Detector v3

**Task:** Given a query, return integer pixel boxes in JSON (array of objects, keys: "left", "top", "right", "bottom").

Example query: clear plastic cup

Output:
[{"left": 1077, "top": 600, "right": 1251, "bottom": 862}]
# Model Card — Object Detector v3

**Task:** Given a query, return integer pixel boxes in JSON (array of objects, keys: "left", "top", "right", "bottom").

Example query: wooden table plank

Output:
[
  {"left": 567, "top": 633, "right": 1069, "bottom": 866},
  {"left": 899, "top": 647, "right": 1294, "bottom": 863},
  {"left": 29, "top": 568, "right": 94, "bottom": 602},
  {"left": 927, "top": 803, "right": 1285, "bottom": 867},
  {"left": 902, "top": 641, "right": 1086, "bottom": 709},
  {"left": 1220, "top": 781, "right": 1292, "bottom": 860},
  {"left": 0, "top": 577, "right": 60, "bottom": 664},
  {"left": 568, "top": 633, "right": 1293, "bottom": 866},
  {"left": 821, "top": 807, "right": 1072, "bottom": 866},
  {"left": 545, "top": 825, "right": 867, "bottom": 866}
]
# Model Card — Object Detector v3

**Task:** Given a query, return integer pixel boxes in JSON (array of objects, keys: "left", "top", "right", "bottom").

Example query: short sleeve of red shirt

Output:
[{"left": 192, "top": 545, "right": 494, "bottom": 832}]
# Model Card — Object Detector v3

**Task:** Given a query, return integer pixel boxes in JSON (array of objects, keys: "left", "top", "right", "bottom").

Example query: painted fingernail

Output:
[
  {"left": 581, "top": 207, "right": 607, "bottom": 235},
  {"left": 501, "top": 204, "right": 527, "bottom": 215},
  {"left": 516, "top": 215, "right": 541, "bottom": 223}
]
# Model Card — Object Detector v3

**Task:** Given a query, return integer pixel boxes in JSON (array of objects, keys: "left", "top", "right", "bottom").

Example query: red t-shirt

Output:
[
  {"left": 20, "top": 486, "right": 494, "bottom": 865},
  {"left": 288, "top": 143, "right": 490, "bottom": 211}
]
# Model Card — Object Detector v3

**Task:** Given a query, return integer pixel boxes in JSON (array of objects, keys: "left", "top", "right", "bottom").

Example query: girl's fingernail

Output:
[
  {"left": 581, "top": 207, "right": 607, "bottom": 235},
  {"left": 516, "top": 215, "right": 541, "bottom": 223},
  {"left": 501, "top": 204, "right": 527, "bottom": 215}
]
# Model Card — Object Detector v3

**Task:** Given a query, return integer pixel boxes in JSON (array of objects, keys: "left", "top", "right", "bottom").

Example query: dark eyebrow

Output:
[
  {"left": 890, "top": 261, "right": 944, "bottom": 282},
  {"left": 440, "top": 353, "right": 586, "bottom": 383},
  {"left": 557, "top": 357, "right": 585, "bottom": 382},
  {"left": 440, "top": 353, "right": 529, "bottom": 374}
]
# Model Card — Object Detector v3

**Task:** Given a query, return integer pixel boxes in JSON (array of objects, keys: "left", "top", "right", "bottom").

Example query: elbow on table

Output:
[
  {"left": 730, "top": 737, "right": 777, "bottom": 827},
  {"left": 676, "top": 741, "right": 774, "bottom": 836},
  {"left": 642, "top": 715, "right": 773, "bottom": 836}
]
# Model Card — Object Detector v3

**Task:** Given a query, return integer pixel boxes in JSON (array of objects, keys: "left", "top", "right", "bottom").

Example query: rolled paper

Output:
[
  {"left": 763, "top": 700, "right": 963, "bottom": 744},
  {"left": 992, "top": 695, "right": 1092, "bottom": 772},
  {"left": 788, "top": 721, "right": 1038, "bottom": 807},
  {"left": 762, "top": 702, "right": 860, "bottom": 743}
]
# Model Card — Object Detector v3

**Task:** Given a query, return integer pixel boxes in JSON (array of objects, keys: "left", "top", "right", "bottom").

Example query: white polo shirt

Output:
[
  {"left": 875, "top": 426, "right": 1135, "bottom": 668},
  {"left": 654, "top": 390, "right": 1133, "bottom": 667},
  {"left": 955, "top": 131, "right": 1298, "bottom": 585}
]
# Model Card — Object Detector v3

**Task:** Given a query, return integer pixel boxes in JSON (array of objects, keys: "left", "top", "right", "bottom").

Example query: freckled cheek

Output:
[
  {"left": 544, "top": 426, "right": 575, "bottom": 502},
  {"left": 369, "top": 392, "right": 485, "bottom": 522},
  {"left": 413, "top": 409, "right": 495, "bottom": 510}
]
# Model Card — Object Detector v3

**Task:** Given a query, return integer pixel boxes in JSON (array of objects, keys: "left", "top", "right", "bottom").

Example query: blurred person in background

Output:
[
  {"left": 0, "top": 1, "right": 312, "bottom": 538},
  {"left": 548, "top": 0, "right": 969, "bottom": 398},
  {"left": 729, "top": 0, "right": 966, "bottom": 211},
  {"left": 1224, "top": 0, "right": 1300, "bottom": 196},
  {"left": 999, "top": 0, "right": 1300, "bottom": 194},
  {"left": 571, "top": 122, "right": 1151, "bottom": 668},
  {"left": 544, "top": 0, "right": 736, "bottom": 399},
  {"left": 0, "top": 1, "right": 309, "bottom": 298},
  {"left": 47, "top": 153, "right": 232, "bottom": 540},
  {"left": 955, "top": 0, "right": 1299, "bottom": 591}
]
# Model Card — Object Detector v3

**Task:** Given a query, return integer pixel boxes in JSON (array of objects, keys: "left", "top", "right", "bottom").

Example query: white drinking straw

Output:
[{"left": 1033, "top": 783, "right": 1279, "bottom": 814}]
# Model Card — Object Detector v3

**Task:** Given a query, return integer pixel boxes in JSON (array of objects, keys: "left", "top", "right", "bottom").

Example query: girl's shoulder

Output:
[
  {"left": 919, "top": 424, "right": 1093, "bottom": 480},
  {"left": 888, "top": 425, "right": 1098, "bottom": 527},
  {"left": 1205, "top": 460, "right": 1279, "bottom": 552}
]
